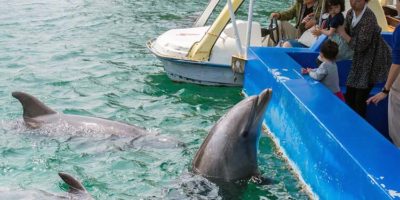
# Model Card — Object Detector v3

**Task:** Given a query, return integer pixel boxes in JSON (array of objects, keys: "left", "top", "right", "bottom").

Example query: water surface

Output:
[{"left": 0, "top": 0, "right": 308, "bottom": 199}]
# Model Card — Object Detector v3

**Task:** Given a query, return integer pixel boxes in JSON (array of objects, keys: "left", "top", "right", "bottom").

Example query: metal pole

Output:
[
  {"left": 318, "top": 0, "right": 326, "bottom": 27},
  {"left": 193, "top": 0, "right": 221, "bottom": 27},
  {"left": 245, "top": 0, "right": 255, "bottom": 58},
  {"left": 227, "top": 0, "right": 244, "bottom": 57}
]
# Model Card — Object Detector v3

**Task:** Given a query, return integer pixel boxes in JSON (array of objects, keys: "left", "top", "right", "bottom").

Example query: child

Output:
[
  {"left": 302, "top": 40, "right": 345, "bottom": 101},
  {"left": 312, "top": 0, "right": 353, "bottom": 60}
]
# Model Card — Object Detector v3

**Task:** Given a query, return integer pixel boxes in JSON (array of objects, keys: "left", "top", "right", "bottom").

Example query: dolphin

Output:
[
  {"left": 192, "top": 88, "right": 272, "bottom": 182},
  {"left": 12, "top": 91, "right": 149, "bottom": 137},
  {"left": 0, "top": 172, "right": 92, "bottom": 200},
  {"left": 58, "top": 172, "right": 93, "bottom": 199}
]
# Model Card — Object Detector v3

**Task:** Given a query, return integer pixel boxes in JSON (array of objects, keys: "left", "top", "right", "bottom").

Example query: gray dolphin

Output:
[
  {"left": 12, "top": 91, "right": 149, "bottom": 137},
  {"left": 58, "top": 172, "right": 93, "bottom": 199},
  {"left": 192, "top": 88, "right": 272, "bottom": 182},
  {"left": 0, "top": 172, "right": 92, "bottom": 200}
]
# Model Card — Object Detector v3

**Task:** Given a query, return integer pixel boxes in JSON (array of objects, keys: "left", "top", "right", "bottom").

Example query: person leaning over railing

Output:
[
  {"left": 337, "top": 0, "right": 391, "bottom": 118},
  {"left": 270, "top": 0, "right": 322, "bottom": 46},
  {"left": 367, "top": 1, "right": 400, "bottom": 147}
]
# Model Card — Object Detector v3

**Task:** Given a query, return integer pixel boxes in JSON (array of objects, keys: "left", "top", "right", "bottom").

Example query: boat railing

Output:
[{"left": 244, "top": 46, "right": 400, "bottom": 199}]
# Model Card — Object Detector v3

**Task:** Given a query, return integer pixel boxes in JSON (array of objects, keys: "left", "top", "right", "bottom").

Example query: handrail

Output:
[
  {"left": 187, "top": 0, "right": 245, "bottom": 61},
  {"left": 227, "top": 0, "right": 244, "bottom": 57},
  {"left": 193, "top": 0, "right": 221, "bottom": 27},
  {"left": 245, "top": 0, "right": 255, "bottom": 58}
]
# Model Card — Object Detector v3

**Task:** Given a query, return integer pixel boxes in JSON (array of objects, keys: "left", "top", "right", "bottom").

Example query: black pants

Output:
[{"left": 345, "top": 86, "right": 373, "bottom": 118}]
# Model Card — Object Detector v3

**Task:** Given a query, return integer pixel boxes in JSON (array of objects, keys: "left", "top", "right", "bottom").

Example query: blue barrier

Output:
[{"left": 244, "top": 47, "right": 400, "bottom": 199}]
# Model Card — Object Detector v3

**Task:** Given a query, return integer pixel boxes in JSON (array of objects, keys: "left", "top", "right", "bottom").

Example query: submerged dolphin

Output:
[
  {"left": 0, "top": 172, "right": 92, "bottom": 200},
  {"left": 12, "top": 91, "right": 149, "bottom": 137},
  {"left": 58, "top": 172, "right": 92, "bottom": 199},
  {"left": 192, "top": 89, "right": 272, "bottom": 182}
]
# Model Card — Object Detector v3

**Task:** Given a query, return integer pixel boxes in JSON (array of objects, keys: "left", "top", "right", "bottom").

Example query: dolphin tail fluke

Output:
[
  {"left": 58, "top": 172, "right": 87, "bottom": 194},
  {"left": 12, "top": 92, "right": 57, "bottom": 118}
]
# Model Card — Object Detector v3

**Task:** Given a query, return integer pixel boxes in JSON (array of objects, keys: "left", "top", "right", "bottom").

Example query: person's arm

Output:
[
  {"left": 309, "top": 64, "right": 328, "bottom": 81},
  {"left": 337, "top": 25, "right": 351, "bottom": 41},
  {"left": 336, "top": 12, "right": 351, "bottom": 42},
  {"left": 320, "top": 27, "right": 336, "bottom": 37},
  {"left": 367, "top": 26, "right": 400, "bottom": 105},
  {"left": 366, "top": 64, "right": 400, "bottom": 105},
  {"left": 384, "top": 64, "right": 400, "bottom": 89},
  {"left": 304, "top": 14, "right": 316, "bottom": 30},
  {"left": 338, "top": 11, "right": 377, "bottom": 52},
  {"left": 277, "top": 3, "right": 298, "bottom": 21}
]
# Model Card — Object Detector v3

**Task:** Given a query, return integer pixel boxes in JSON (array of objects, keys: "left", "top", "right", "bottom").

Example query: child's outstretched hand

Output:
[
  {"left": 301, "top": 68, "right": 313, "bottom": 74},
  {"left": 311, "top": 25, "right": 321, "bottom": 36}
]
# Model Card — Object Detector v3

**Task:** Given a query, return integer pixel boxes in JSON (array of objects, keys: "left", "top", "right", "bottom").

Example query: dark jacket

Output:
[{"left": 344, "top": 7, "right": 391, "bottom": 88}]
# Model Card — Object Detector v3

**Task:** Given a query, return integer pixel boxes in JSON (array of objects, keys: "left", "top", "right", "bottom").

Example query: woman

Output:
[
  {"left": 367, "top": 0, "right": 400, "bottom": 146},
  {"left": 337, "top": 0, "right": 391, "bottom": 118}
]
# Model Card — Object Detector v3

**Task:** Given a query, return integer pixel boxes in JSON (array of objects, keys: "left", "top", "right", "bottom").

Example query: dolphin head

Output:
[{"left": 192, "top": 89, "right": 272, "bottom": 182}]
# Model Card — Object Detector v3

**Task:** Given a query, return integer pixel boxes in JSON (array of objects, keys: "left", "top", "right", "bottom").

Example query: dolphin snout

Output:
[
  {"left": 257, "top": 88, "right": 272, "bottom": 112},
  {"left": 257, "top": 89, "right": 272, "bottom": 108},
  {"left": 254, "top": 89, "right": 272, "bottom": 123}
]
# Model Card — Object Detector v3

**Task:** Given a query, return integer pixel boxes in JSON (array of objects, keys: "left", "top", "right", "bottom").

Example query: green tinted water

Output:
[{"left": 0, "top": 0, "right": 308, "bottom": 199}]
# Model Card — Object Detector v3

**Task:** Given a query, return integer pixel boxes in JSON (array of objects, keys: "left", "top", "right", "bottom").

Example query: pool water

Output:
[{"left": 0, "top": 0, "right": 309, "bottom": 199}]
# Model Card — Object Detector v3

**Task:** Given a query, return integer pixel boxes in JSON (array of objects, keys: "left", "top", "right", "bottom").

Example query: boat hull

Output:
[
  {"left": 158, "top": 56, "right": 242, "bottom": 86},
  {"left": 147, "top": 40, "right": 243, "bottom": 86}
]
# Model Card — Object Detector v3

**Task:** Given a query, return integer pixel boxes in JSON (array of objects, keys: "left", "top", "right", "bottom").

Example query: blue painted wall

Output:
[{"left": 244, "top": 46, "right": 400, "bottom": 199}]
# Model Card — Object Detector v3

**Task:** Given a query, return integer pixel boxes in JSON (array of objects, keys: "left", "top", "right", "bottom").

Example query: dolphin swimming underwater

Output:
[
  {"left": 0, "top": 172, "right": 92, "bottom": 200},
  {"left": 58, "top": 172, "right": 92, "bottom": 199},
  {"left": 12, "top": 91, "right": 149, "bottom": 137},
  {"left": 192, "top": 88, "right": 272, "bottom": 182}
]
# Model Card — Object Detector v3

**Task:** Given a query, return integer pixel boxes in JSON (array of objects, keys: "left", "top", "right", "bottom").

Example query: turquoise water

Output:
[{"left": 0, "top": 0, "right": 309, "bottom": 199}]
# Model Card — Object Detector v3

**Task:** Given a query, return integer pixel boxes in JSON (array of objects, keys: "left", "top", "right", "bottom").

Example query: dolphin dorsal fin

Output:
[
  {"left": 12, "top": 92, "right": 56, "bottom": 118},
  {"left": 58, "top": 172, "right": 87, "bottom": 194}
]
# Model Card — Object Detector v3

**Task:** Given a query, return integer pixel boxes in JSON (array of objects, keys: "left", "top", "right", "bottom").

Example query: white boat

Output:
[
  {"left": 147, "top": 20, "right": 263, "bottom": 86},
  {"left": 147, "top": 0, "right": 263, "bottom": 86}
]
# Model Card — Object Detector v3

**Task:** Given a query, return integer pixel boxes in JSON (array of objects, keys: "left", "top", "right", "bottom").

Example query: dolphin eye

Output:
[{"left": 242, "top": 131, "right": 249, "bottom": 138}]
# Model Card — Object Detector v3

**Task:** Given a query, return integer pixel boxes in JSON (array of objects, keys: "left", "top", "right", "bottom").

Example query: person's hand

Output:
[
  {"left": 301, "top": 13, "right": 314, "bottom": 23},
  {"left": 336, "top": 25, "right": 346, "bottom": 37},
  {"left": 270, "top": 13, "right": 280, "bottom": 19},
  {"left": 312, "top": 25, "right": 321, "bottom": 36},
  {"left": 305, "top": 18, "right": 316, "bottom": 29},
  {"left": 301, "top": 68, "right": 311, "bottom": 74},
  {"left": 366, "top": 92, "right": 388, "bottom": 105},
  {"left": 301, "top": 13, "right": 316, "bottom": 30}
]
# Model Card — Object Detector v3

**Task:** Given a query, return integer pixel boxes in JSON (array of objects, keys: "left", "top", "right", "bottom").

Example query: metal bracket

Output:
[{"left": 231, "top": 55, "right": 246, "bottom": 74}]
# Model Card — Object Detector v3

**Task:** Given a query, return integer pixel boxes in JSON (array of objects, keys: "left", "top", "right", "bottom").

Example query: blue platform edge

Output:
[{"left": 244, "top": 33, "right": 400, "bottom": 199}]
